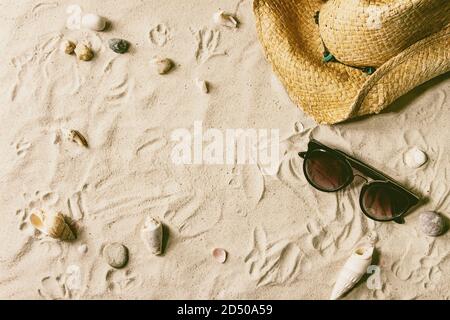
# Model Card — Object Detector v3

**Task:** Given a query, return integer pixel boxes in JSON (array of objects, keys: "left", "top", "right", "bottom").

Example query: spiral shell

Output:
[{"left": 30, "top": 210, "right": 76, "bottom": 241}]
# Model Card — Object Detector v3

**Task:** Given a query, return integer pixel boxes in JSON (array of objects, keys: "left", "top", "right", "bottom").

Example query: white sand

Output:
[{"left": 0, "top": 0, "right": 449, "bottom": 299}]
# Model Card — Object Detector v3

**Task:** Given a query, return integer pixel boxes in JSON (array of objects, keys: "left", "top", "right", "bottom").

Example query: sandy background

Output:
[{"left": 0, "top": 0, "right": 449, "bottom": 299}]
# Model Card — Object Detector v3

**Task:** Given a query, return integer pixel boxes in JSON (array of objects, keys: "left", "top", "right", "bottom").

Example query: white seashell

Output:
[
  {"left": 404, "top": 147, "right": 427, "bottom": 168},
  {"left": 30, "top": 209, "right": 76, "bottom": 241},
  {"left": 330, "top": 244, "right": 374, "bottom": 300},
  {"left": 150, "top": 57, "right": 173, "bottom": 75},
  {"left": 213, "top": 10, "right": 238, "bottom": 28},
  {"left": 75, "top": 44, "right": 94, "bottom": 61},
  {"left": 195, "top": 78, "right": 209, "bottom": 94},
  {"left": 62, "top": 129, "right": 88, "bottom": 147},
  {"left": 81, "top": 13, "right": 107, "bottom": 31},
  {"left": 212, "top": 248, "right": 227, "bottom": 263},
  {"left": 141, "top": 217, "right": 163, "bottom": 255},
  {"left": 61, "top": 40, "right": 76, "bottom": 54}
]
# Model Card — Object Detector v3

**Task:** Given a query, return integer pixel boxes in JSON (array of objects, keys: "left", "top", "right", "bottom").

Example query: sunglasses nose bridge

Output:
[{"left": 353, "top": 173, "right": 369, "bottom": 184}]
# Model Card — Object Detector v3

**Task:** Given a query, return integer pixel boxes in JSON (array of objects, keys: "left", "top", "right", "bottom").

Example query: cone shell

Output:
[
  {"left": 141, "top": 217, "right": 163, "bottom": 255},
  {"left": 30, "top": 210, "right": 76, "bottom": 241},
  {"left": 330, "top": 244, "right": 374, "bottom": 300}
]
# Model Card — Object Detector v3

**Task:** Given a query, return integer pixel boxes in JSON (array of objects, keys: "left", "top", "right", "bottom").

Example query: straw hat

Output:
[{"left": 253, "top": 0, "right": 450, "bottom": 124}]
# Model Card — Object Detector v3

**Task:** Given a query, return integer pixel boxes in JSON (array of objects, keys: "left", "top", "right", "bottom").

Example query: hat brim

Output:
[{"left": 254, "top": 0, "right": 450, "bottom": 124}]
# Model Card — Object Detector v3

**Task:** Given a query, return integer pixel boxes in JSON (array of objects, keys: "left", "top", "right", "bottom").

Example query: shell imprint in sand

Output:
[
  {"left": 63, "top": 129, "right": 88, "bottom": 147},
  {"left": 141, "top": 217, "right": 163, "bottom": 255},
  {"left": 61, "top": 40, "right": 76, "bottom": 55},
  {"left": 81, "top": 13, "right": 107, "bottom": 31},
  {"left": 212, "top": 248, "right": 227, "bottom": 264},
  {"left": 404, "top": 147, "right": 427, "bottom": 168},
  {"left": 420, "top": 211, "right": 446, "bottom": 237},
  {"left": 75, "top": 44, "right": 94, "bottom": 61},
  {"left": 150, "top": 57, "right": 173, "bottom": 75},
  {"left": 108, "top": 38, "right": 130, "bottom": 54},
  {"left": 30, "top": 210, "right": 76, "bottom": 241},
  {"left": 213, "top": 10, "right": 238, "bottom": 28},
  {"left": 330, "top": 244, "right": 374, "bottom": 300},
  {"left": 195, "top": 79, "right": 209, "bottom": 94},
  {"left": 104, "top": 243, "right": 129, "bottom": 269}
]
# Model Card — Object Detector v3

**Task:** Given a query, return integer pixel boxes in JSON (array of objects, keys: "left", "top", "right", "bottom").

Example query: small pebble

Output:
[
  {"left": 150, "top": 57, "right": 173, "bottom": 75},
  {"left": 103, "top": 243, "right": 129, "bottom": 268},
  {"left": 78, "top": 244, "right": 88, "bottom": 255},
  {"left": 420, "top": 211, "right": 446, "bottom": 237},
  {"left": 81, "top": 13, "right": 107, "bottom": 31},
  {"left": 61, "top": 39, "right": 76, "bottom": 55},
  {"left": 195, "top": 78, "right": 209, "bottom": 94},
  {"left": 404, "top": 147, "right": 427, "bottom": 169},
  {"left": 108, "top": 38, "right": 130, "bottom": 54},
  {"left": 75, "top": 44, "right": 94, "bottom": 61}
]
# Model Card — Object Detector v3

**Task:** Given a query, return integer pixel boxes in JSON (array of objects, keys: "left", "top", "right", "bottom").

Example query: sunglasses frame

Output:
[{"left": 299, "top": 139, "right": 420, "bottom": 223}]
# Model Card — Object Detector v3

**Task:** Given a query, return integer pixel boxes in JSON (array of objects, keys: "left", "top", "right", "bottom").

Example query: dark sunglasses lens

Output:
[
  {"left": 361, "top": 183, "right": 410, "bottom": 220},
  {"left": 304, "top": 151, "right": 351, "bottom": 191}
]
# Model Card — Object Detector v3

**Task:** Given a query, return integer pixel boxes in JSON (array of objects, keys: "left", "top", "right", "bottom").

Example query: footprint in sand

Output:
[
  {"left": 38, "top": 265, "right": 82, "bottom": 299},
  {"left": 149, "top": 24, "right": 170, "bottom": 47},
  {"left": 244, "top": 226, "right": 303, "bottom": 287},
  {"left": 16, "top": 191, "right": 59, "bottom": 231},
  {"left": 105, "top": 269, "right": 139, "bottom": 294},
  {"left": 192, "top": 27, "right": 225, "bottom": 64}
]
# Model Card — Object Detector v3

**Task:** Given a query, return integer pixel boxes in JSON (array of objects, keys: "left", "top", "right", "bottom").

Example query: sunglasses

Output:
[{"left": 299, "top": 139, "right": 420, "bottom": 223}]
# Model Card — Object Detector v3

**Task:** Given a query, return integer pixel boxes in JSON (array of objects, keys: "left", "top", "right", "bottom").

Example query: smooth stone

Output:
[
  {"left": 103, "top": 243, "right": 129, "bottom": 268},
  {"left": 108, "top": 38, "right": 130, "bottom": 54},
  {"left": 420, "top": 211, "right": 446, "bottom": 237},
  {"left": 404, "top": 147, "right": 427, "bottom": 169}
]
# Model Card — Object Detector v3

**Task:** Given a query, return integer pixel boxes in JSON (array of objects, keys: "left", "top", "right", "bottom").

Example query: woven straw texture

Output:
[{"left": 253, "top": 0, "right": 450, "bottom": 124}]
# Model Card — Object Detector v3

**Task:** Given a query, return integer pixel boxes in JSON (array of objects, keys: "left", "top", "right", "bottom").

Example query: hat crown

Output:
[{"left": 319, "top": 0, "right": 450, "bottom": 67}]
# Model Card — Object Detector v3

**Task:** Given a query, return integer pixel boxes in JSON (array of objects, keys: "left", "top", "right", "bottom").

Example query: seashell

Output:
[
  {"left": 30, "top": 210, "right": 76, "bottom": 241},
  {"left": 103, "top": 243, "right": 129, "bottom": 269},
  {"left": 62, "top": 129, "right": 88, "bottom": 147},
  {"left": 150, "top": 57, "right": 173, "bottom": 75},
  {"left": 108, "top": 38, "right": 130, "bottom": 54},
  {"left": 330, "top": 244, "right": 374, "bottom": 300},
  {"left": 213, "top": 10, "right": 238, "bottom": 28},
  {"left": 141, "top": 217, "right": 163, "bottom": 255},
  {"left": 195, "top": 78, "right": 209, "bottom": 94},
  {"left": 420, "top": 211, "right": 446, "bottom": 237},
  {"left": 81, "top": 13, "right": 107, "bottom": 31},
  {"left": 404, "top": 147, "right": 427, "bottom": 168},
  {"left": 61, "top": 39, "right": 76, "bottom": 54},
  {"left": 75, "top": 44, "right": 94, "bottom": 61},
  {"left": 212, "top": 248, "right": 227, "bottom": 264}
]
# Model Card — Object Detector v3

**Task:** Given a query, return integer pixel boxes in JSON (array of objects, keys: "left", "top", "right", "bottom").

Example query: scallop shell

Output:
[
  {"left": 61, "top": 40, "right": 76, "bottom": 55},
  {"left": 81, "top": 13, "right": 107, "bottom": 31},
  {"left": 420, "top": 211, "right": 446, "bottom": 237},
  {"left": 75, "top": 44, "right": 94, "bottom": 61},
  {"left": 150, "top": 57, "right": 173, "bottom": 75},
  {"left": 63, "top": 129, "right": 88, "bottom": 147},
  {"left": 30, "top": 210, "right": 76, "bottom": 241},
  {"left": 330, "top": 244, "right": 374, "bottom": 300},
  {"left": 213, "top": 10, "right": 238, "bottom": 28},
  {"left": 404, "top": 147, "right": 427, "bottom": 168},
  {"left": 141, "top": 217, "right": 163, "bottom": 255},
  {"left": 195, "top": 78, "right": 209, "bottom": 94},
  {"left": 212, "top": 248, "right": 227, "bottom": 263}
]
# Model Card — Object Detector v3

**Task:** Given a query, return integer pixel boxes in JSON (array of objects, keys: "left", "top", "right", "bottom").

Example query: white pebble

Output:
[
  {"left": 81, "top": 13, "right": 107, "bottom": 31},
  {"left": 78, "top": 244, "right": 88, "bottom": 254},
  {"left": 404, "top": 147, "right": 427, "bottom": 168}
]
